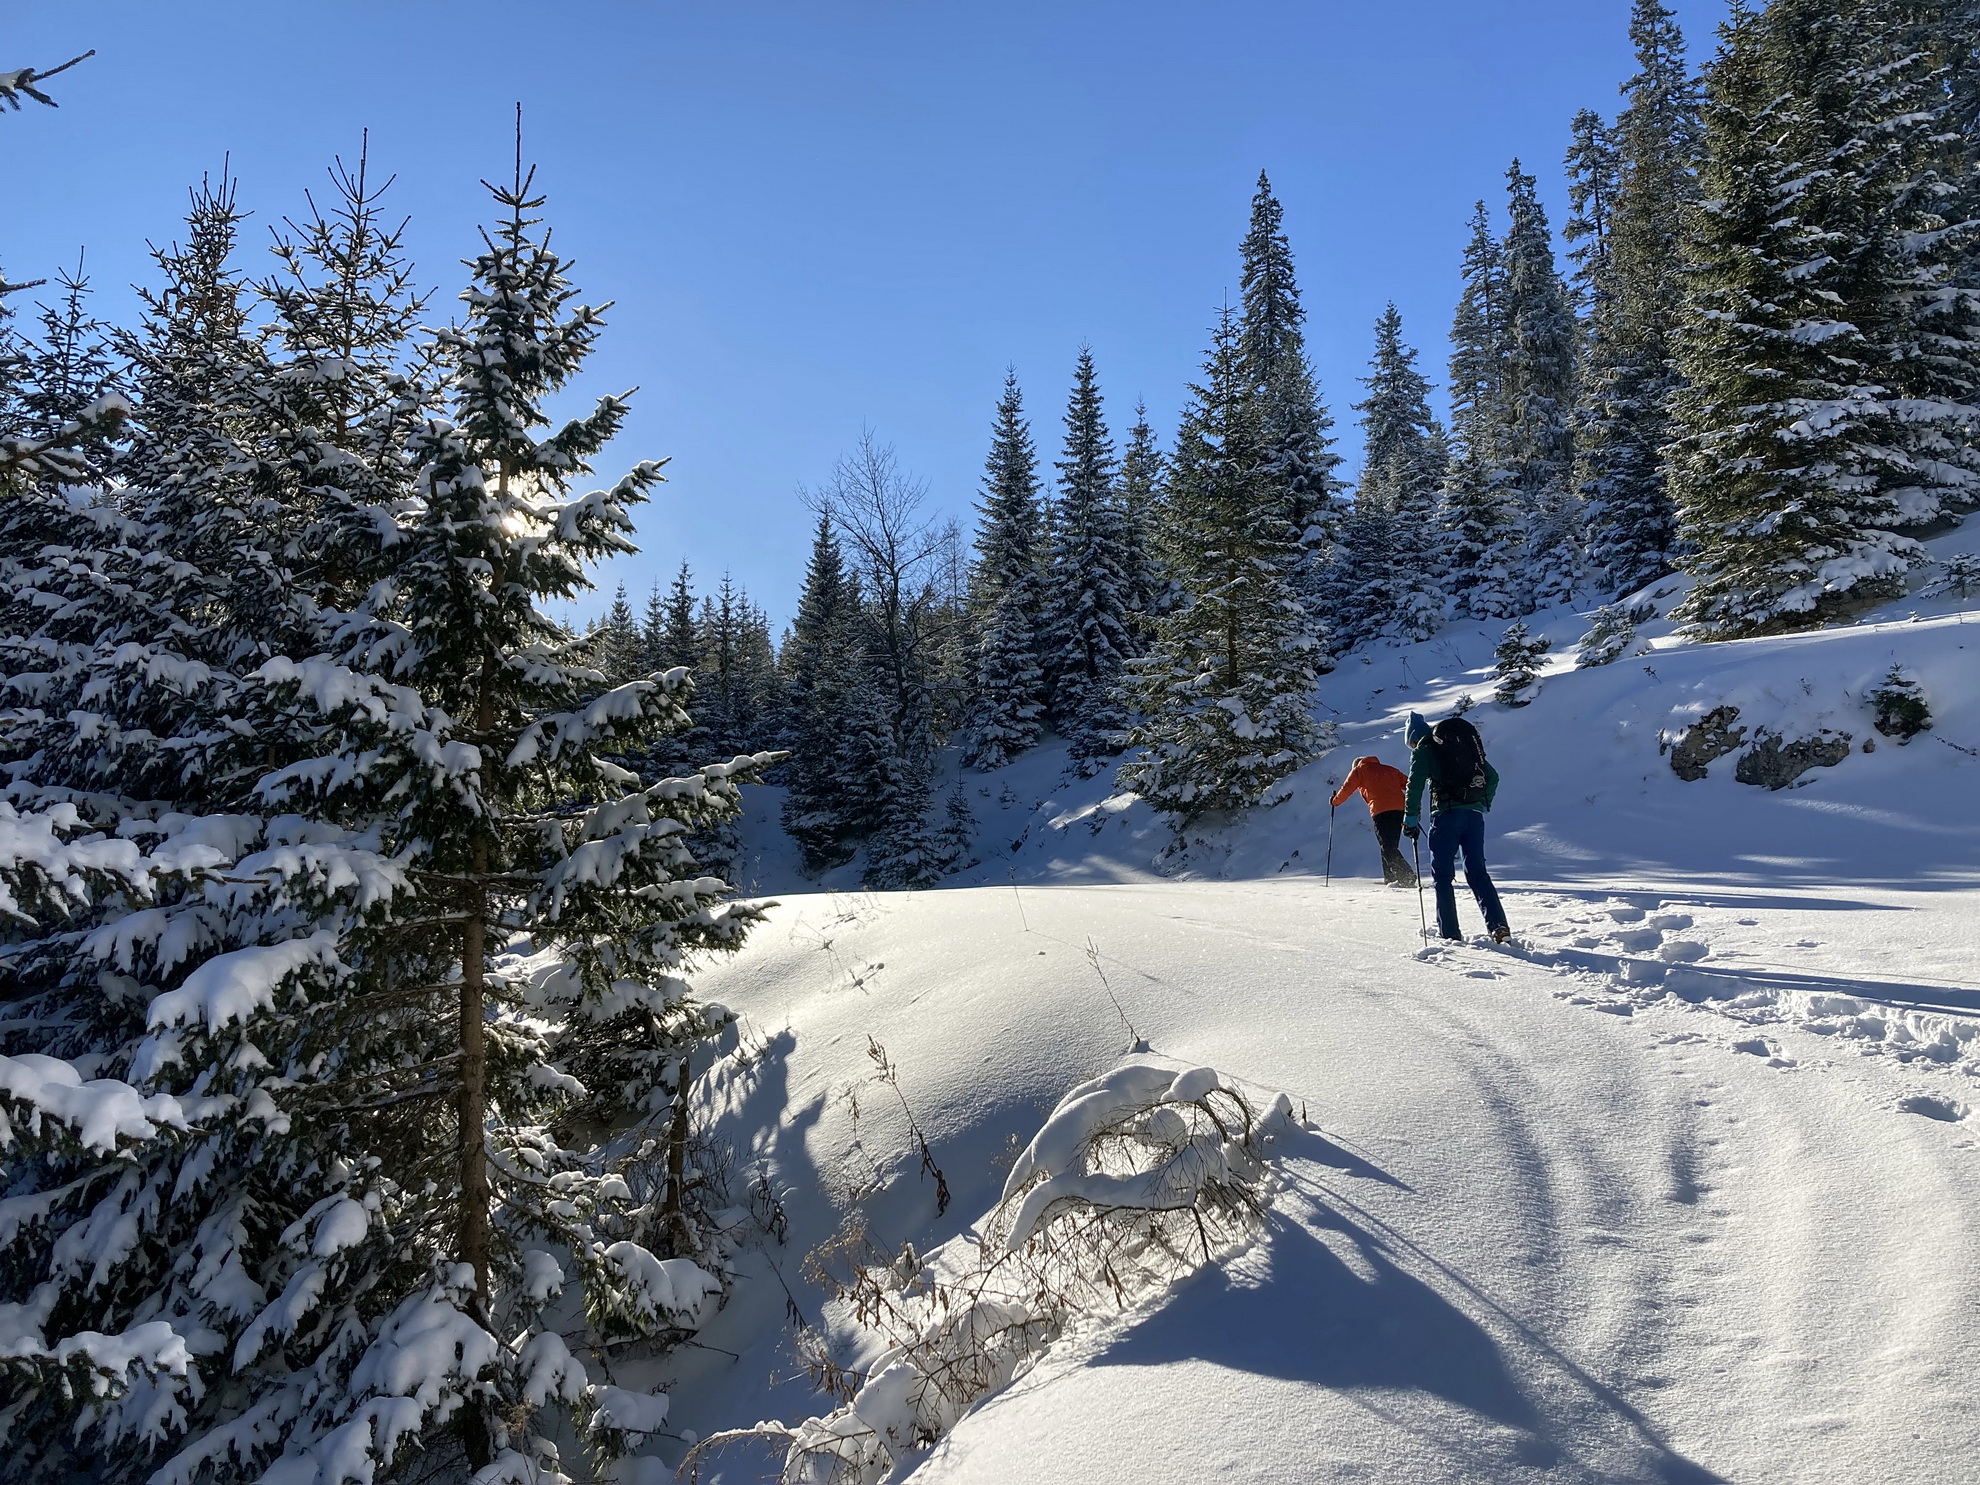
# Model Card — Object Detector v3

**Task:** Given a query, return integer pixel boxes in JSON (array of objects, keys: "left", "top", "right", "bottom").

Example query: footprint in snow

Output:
[
  {"left": 1658, "top": 939, "right": 1710, "bottom": 963},
  {"left": 1729, "top": 1036, "right": 1794, "bottom": 1066},
  {"left": 1898, "top": 1094, "right": 1968, "bottom": 1123}
]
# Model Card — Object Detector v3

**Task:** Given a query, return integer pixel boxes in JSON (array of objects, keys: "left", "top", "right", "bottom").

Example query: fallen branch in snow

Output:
[{"left": 680, "top": 1059, "right": 1292, "bottom": 1485}]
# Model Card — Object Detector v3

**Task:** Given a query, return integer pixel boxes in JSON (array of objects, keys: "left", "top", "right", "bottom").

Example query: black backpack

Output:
[{"left": 1425, "top": 717, "right": 1490, "bottom": 807}]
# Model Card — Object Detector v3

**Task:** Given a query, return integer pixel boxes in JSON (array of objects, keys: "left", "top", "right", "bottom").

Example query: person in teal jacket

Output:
[{"left": 1402, "top": 711, "right": 1510, "bottom": 943}]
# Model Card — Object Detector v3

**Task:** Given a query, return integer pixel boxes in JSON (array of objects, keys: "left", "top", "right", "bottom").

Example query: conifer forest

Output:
[{"left": 5, "top": 5, "right": 1980, "bottom": 1484}]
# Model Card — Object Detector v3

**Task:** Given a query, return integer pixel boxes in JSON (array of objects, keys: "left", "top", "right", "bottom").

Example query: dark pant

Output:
[
  {"left": 1371, "top": 810, "right": 1416, "bottom": 885},
  {"left": 1429, "top": 808, "right": 1507, "bottom": 940}
]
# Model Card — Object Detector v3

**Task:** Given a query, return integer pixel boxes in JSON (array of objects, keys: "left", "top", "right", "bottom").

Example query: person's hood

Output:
[
  {"left": 1405, "top": 712, "right": 1432, "bottom": 748},
  {"left": 1354, "top": 755, "right": 1379, "bottom": 769}
]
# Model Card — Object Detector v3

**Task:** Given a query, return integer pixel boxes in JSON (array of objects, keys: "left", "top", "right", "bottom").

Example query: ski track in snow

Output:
[{"left": 653, "top": 879, "right": 1978, "bottom": 1485}]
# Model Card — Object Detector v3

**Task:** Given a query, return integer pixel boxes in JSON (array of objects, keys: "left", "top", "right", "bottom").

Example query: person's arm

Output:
[
  {"left": 1404, "top": 750, "right": 1428, "bottom": 824},
  {"left": 1483, "top": 761, "right": 1500, "bottom": 811},
  {"left": 1330, "top": 761, "right": 1361, "bottom": 810}
]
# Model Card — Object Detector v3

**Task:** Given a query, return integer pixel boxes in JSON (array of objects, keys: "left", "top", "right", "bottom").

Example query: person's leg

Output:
[
  {"left": 1428, "top": 810, "right": 1463, "bottom": 939},
  {"left": 1373, "top": 810, "right": 1409, "bottom": 883},
  {"left": 1455, "top": 810, "right": 1509, "bottom": 933}
]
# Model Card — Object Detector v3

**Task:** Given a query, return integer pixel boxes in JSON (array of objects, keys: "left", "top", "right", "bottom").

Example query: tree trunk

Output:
[
  {"left": 662, "top": 1050, "right": 693, "bottom": 1257},
  {"left": 455, "top": 857, "right": 494, "bottom": 1471},
  {"left": 456, "top": 657, "right": 499, "bottom": 1470}
]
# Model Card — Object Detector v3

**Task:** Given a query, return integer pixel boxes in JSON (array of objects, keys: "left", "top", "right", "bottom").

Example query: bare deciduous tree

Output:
[{"left": 812, "top": 428, "right": 965, "bottom": 762}]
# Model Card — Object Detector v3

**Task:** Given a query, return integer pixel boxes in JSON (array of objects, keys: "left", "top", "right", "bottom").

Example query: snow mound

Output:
[{"left": 685, "top": 1057, "right": 1291, "bottom": 1485}]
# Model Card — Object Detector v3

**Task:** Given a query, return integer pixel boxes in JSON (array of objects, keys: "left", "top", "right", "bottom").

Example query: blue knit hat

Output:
[{"left": 1405, "top": 711, "right": 1432, "bottom": 748}]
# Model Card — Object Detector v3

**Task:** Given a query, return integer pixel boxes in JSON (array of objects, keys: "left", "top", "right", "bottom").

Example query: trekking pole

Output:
[
  {"left": 1324, "top": 804, "right": 1335, "bottom": 886},
  {"left": 1412, "top": 835, "right": 1428, "bottom": 943}
]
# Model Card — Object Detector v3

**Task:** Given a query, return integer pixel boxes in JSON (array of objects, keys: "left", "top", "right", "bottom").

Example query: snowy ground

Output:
[
  {"left": 644, "top": 878, "right": 1978, "bottom": 1484},
  {"left": 635, "top": 529, "right": 1980, "bottom": 1483}
]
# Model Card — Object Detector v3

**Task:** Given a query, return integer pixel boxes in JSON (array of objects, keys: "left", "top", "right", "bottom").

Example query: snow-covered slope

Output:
[
  {"left": 653, "top": 533, "right": 1980, "bottom": 1484},
  {"left": 648, "top": 878, "right": 1978, "bottom": 1484}
]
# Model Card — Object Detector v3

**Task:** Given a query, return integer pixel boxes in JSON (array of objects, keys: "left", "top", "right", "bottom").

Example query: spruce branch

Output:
[{"left": 0, "top": 50, "right": 94, "bottom": 111}]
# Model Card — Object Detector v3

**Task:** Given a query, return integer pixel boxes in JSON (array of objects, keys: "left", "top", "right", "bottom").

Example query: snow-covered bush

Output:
[
  {"left": 1574, "top": 602, "right": 1636, "bottom": 668},
  {"left": 1868, "top": 664, "right": 1931, "bottom": 742},
  {"left": 1493, "top": 621, "right": 1550, "bottom": 706},
  {"left": 683, "top": 1059, "right": 1292, "bottom": 1485},
  {"left": 935, "top": 783, "right": 979, "bottom": 874},
  {"left": 1924, "top": 553, "right": 1979, "bottom": 601}
]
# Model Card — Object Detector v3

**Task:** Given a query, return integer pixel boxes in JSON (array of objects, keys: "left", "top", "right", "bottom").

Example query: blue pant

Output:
[{"left": 1429, "top": 808, "right": 1507, "bottom": 941}]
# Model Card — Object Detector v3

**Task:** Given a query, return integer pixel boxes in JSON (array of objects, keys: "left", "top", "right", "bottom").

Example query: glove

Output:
[{"left": 1403, "top": 818, "right": 1420, "bottom": 841}]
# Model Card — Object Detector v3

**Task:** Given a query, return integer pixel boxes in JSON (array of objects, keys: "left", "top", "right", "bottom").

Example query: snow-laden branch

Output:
[{"left": 686, "top": 1058, "right": 1294, "bottom": 1485}]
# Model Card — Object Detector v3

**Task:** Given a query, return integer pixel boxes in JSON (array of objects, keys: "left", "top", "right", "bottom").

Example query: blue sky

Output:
[{"left": 8, "top": 1, "right": 1728, "bottom": 628}]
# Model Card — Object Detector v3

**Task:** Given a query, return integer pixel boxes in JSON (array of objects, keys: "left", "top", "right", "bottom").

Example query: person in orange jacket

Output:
[{"left": 1329, "top": 755, "right": 1418, "bottom": 887}]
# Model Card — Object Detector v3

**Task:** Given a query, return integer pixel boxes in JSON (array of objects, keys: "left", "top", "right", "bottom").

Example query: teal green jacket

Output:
[{"left": 1404, "top": 748, "right": 1499, "bottom": 822}]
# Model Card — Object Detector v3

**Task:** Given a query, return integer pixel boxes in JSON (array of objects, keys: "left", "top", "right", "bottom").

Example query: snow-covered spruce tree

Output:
[
  {"left": 1318, "top": 499, "right": 1393, "bottom": 654},
  {"left": 1871, "top": 0, "right": 1980, "bottom": 520},
  {"left": 1440, "top": 202, "right": 1521, "bottom": 618},
  {"left": 1671, "top": 0, "right": 1980, "bottom": 636},
  {"left": 1341, "top": 304, "right": 1447, "bottom": 646},
  {"left": 1238, "top": 172, "right": 1344, "bottom": 598},
  {"left": 1500, "top": 161, "right": 1584, "bottom": 612},
  {"left": 1042, "top": 349, "right": 1136, "bottom": 754},
  {"left": 638, "top": 578, "right": 666, "bottom": 671},
  {"left": 1116, "top": 397, "right": 1168, "bottom": 634},
  {"left": 594, "top": 582, "right": 645, "bottom": 683},
  {"left": 0, "top": 263, "right": 126, "bottom": 491},
  {"left": 1574, "top": 602, "right": 1637, "bottom": 667},
  {"left": 693, "top": 574, "right": 776, "bottom": 759},
  {"left": 257, "top": 140, "right": 442, "bottom": 618},
  {"left": 652, "top": 560, "right": 700, "bottom": 672},
  {"left": 0, "top": 265, "right": 26, "bottom": 423},
  {"left": 17, "top": 260, "right": 118, "bottom": 445},
  {"left": 1926, "top": 552, "right": 1980, "bottom": 599},
  {"left": 935, "top": 782, "right": 979, "bottom": 874},
  {"left": 864, "top": 759, "right": 943, "bottom": 890},
  {"left": 781, "top": 514, "right": 875, "bottom": 870},
  {"left": 231, "top": 160, "right": 779, "bottom": 1481},
  {"left": 1492, "top": 620, "right": 1550, "bottom": 706},
  {"left": 963, "top": 372, "right": 1047, "bottom": 768},
  {"left": 1563, "top": 109, "right": 1619, "bottom": 317},
  {"left": 673, "top": 580, "right": 776, "bottom": 882},
  {"left": 1576, "top": 0, "right": 1702, "bottom": 595},
  {"left": 111, "top": 173, "right": 322, "bottom": 664},
  {"left": 0, "top": 170, "right": 418, "bottom": 1484},
  {"left": 1868, "top": 663, "right": 1931, "bottom": 741},
  {"left": 1120, "top": 308, "right": 1325, "bottom": 821}
]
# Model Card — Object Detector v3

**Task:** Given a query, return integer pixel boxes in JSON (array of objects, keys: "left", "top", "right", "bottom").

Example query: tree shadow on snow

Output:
[
  {"left": 1089, "top": 1146, "right": 1726, "bottom": 1484},
  {"left": 1299, "top": 1128, "right": 1412, "bottom": 1191}
]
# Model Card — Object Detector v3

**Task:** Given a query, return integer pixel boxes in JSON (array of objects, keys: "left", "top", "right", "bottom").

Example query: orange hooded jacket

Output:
[{"left": 1330, "top": 756, "right": 1408, "bottom": 816}]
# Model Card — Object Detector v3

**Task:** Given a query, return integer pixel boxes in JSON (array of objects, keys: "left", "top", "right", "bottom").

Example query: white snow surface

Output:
[
  {"left": 636, "top": 548, "right": 1980, "bottom": 1485},
  {"left": 650, "top": 871, "right": 1980, "bottom": 1484}
]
